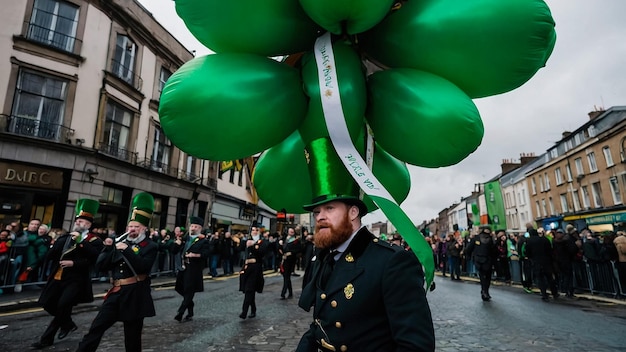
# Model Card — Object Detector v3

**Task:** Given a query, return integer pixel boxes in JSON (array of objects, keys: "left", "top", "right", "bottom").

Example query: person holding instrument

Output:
[
  {"left": 31, "top": 199, "right": 103, "bottom": 349},
  {"left": 76, "top": 192, "right": 157, "bottom": 352},
  {"left": 173, "top": 216, "right": 210, "bottom": 322}
]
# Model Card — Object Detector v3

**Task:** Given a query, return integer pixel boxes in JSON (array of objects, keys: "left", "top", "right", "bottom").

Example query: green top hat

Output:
[
  {"left": 302, "top": 138, "right": 368, "bottom": 216},
  {"left": 128, "top": 192, "right": 154, "bottom": 227},
  {"left": 75, "top": 199, "right": 99, "bottom": 223},
  {"left": 189, "top": 216, "right": 204, "bottom": 226}
]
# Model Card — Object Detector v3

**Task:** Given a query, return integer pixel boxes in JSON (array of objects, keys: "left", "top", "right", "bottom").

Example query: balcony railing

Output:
[
  {"left": 98, "top": 143, "right": 137, "bottom": 164},
  {"left": 110, "top": 59, "right": 143, "bottom": 91},
  {"left": 26, "top": 21, "right": 81, "bottom": 53},
  {"left": 137, "top": 158, "right": 202, "bottom": 183},
  {"left": 1, "top": 114, "right": 74, "bottom": 142}
]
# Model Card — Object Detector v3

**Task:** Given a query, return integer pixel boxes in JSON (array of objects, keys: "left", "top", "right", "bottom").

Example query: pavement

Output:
[{"left": 1, "top": 270, "right": 624, "bottom": 315}]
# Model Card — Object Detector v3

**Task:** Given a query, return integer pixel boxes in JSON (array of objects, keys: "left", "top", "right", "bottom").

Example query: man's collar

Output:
[{"left": 333, "top": 225, "right": 365, "bottom": 258}]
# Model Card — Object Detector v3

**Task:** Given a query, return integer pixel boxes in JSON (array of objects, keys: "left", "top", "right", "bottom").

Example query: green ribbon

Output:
[{"left": 313, "top": 32, "right": 434, "bottom": 289}]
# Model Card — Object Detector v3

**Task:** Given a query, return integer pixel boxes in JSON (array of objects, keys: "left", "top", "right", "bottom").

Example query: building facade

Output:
[
  {"left": 527, "top": 107, "right": 626, "bottom": 232},
  {"left": 0, "top": 0, "right": 224, "bottom": 234}
]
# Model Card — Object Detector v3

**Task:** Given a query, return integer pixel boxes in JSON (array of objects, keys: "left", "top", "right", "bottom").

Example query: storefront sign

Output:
[
  {"left": 0, "top": 161, "right": 64, "bottom": 190},
  {"left": 585, "top": 212, "right": 626, "bottom": 225}
]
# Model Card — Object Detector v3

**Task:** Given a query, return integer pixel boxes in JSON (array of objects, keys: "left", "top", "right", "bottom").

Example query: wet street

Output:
[{"left": 1, "top": 272, "right": 625, "bottom": 351}]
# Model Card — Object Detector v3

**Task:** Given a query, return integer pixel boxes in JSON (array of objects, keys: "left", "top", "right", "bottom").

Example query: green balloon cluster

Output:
[{"left": 159, "top": 0, "right": 556, "bottom": 213}]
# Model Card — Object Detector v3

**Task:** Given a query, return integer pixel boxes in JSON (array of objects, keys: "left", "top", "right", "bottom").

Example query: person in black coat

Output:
[
  {"left": 279, "top": 227, "right": 301, "bottom": 299},
  {"left": 465, "top": 225, "right": 497, "bottom": 301},
  {"left": 297, "top": 195, "right": 434, "bottom": 352},
  {"left": 553, "top": 228, "right": 578, "bottom": 297},
  {"left": 76, "top": 193, "right": 158, "bottom": 352},
  {"left": 525, "top": 228, "right": 558, "bottom": 301},
  {"left": 32, "top": 199, "right": 103, "bottom": 349},
  {"left": 173, "top": 216, "right": 210, "bottom": 322},
  {"left": 238, "top": 237, "right": 266, "bottom": 319}
]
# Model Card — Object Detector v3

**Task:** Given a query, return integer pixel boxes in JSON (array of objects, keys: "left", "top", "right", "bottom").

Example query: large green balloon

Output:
[
  {"left": 360, "top": 0, "right": 556, "bottom": 98},
  {"left": 366, "top": 69, "right": 483, "bottom": 168},
  {"left": 253, "top": 131, "right": 311, "bottom": 214},
  {"left": 299, "top": 41, "right": 366, "bottom": 145},
  {"left": 252, "top": 129, "right": 411, "bottom": 214},
  {"left": 175, "top": 0, "right": 321, "bottom": 56},
  {"left": 159, "top": 54, "right": 307, "bottom": 161},
  {"left": 298, "top": 0, "right": 395, "bottom": 35}
]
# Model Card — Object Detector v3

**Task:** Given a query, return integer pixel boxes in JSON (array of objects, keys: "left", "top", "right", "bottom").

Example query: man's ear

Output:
[{"left": 349, "top": 205, "right": 360, "bottom": 221}]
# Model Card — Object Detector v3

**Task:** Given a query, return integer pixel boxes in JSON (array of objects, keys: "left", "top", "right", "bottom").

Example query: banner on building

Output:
[{"left": 484, "top": 180, "right": 507, "bottom": 230}]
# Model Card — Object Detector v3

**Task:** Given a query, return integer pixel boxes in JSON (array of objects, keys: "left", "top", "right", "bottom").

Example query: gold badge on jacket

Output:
[
  {"left": 475, "top": 241, "right": 480, "bottom": 245},
  {"left": 345, "top": 253, "right": 354, "bottom": 262},
  {"left": 344, "top": 283, "right": 354, "bottom": 300}
]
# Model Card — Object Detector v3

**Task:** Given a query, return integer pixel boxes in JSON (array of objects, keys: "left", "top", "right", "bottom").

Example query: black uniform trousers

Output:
[
  {"left": 241, "top": 291, "right": 257, "bottom": 316},
  {"left": 40, "top": 281, "right": 80, "bottom": 344},
  {"left": 76, "top": 290, "right": 143, "bottom": 352},
  {"left": 281, "top": 257, "right": 295, "bottom": 298},
  {"left": 177, "top": 291, "right": 195, "bottom": 317}
]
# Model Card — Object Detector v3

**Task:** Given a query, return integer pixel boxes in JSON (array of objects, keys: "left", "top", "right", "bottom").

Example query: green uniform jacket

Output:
[{"left": 297, "top": 227, "right": 435, "bottom": 352}]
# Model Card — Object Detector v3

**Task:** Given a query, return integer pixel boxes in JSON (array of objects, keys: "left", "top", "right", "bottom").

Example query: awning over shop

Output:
[{"left": 584, "top": 211, "right": 626, "bottom": 225}]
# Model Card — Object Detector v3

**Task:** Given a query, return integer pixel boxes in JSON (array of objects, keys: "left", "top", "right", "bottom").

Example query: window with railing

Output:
[
  {"left": 28, "top": 0, "right": 79, "bottom": 53},
  {"left": 159, "top": 67, "right": 172, "bottom": 95},
  {"left": 151, "top": 126, "right": 171, "bottom": 171},
  {"left": 102, "top": 100, "right": 133, "bottom": 161},
  {"left": 10, "top": 70, "right": 68, "bottom": 141},
  {"left": 112, "top": 34, "right": 137, "bottom": 86}
]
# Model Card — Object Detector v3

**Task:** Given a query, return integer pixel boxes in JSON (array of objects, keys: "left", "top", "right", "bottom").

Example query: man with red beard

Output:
[{"left": 297, "top": 196, "right": 435, "bottom": 351}]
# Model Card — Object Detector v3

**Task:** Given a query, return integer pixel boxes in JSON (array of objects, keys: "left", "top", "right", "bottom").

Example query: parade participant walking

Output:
[
  {"left": 238, "top": 236, "right": 265, "bottom": 319},
  {"left": 525, "top": 227, "right": 559, "bottom": 302},
  {"left": 296, "top": 153, "right": 434, "bottom": 351},
  {"left": 76, "top": 193, "right": 158, "bottom": 352},
  {"left": 31, "top": 200, "right": 103, "bottom": 349},
  {"left": 173, "top": 216, "right": 209, "bottom": 322},
  {"left": 279, "top": 227, "right": 300, "bottom": 299},
  {"left": 465, "top": 225, "right": 497, "bottom": 301}
]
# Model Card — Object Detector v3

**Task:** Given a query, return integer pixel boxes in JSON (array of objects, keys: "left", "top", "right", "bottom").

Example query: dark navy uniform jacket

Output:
[{"left": 297, "top": 227, "right": 435, "bottom": 352}]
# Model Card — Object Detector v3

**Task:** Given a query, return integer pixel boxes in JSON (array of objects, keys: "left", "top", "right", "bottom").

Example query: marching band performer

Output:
[
  {"left": 76, "top": 192, "right": 157, "bottom": 352},
  {"left": 32, "top": 199, "right": 103, "bottom": 349},
  {"left": 173, "top": 216, "right": 210, "bottom": 322}
]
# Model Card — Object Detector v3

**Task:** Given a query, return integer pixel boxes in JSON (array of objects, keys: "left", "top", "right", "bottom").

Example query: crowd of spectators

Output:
[{"left": 427, "top": 223, "right": 626, "bottom": 298}]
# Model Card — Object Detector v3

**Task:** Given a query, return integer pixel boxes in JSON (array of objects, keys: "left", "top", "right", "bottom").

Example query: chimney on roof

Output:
[
  {"left": 501, "top": 158, "right": 521, "bottom": 174},
  {"left": 588, "top": 108, "right": 605, "bottom": 120},
  {"left": 519, "top": 152, "right": 538, "bottom": 166}
]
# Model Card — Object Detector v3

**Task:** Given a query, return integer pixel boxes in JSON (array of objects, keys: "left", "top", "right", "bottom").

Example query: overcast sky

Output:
[{"left": 138, "top": 0, "right": 626, "bottom": 226}]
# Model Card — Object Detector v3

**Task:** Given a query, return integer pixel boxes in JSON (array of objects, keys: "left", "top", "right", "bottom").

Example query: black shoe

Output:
[
  {"left": 31, "top": 341, "right": 53, "bottom": 349},
  {"left": 280, "top": 296, "right": 286, "bottom": 300},
  {"left": 292, "top": 272, "right": 300, "bottom": 277},
  {"left": 481, "top": 293, "right": 490, "bottom": 301},
  {"left": 541, "top": 296, "right": 550, "bottom": 302},
  {"left": 174, "top": 314, "right": 183, "bottom": 322},
  {"left": 287, "top": 295, "right": 293, "bottom": 299},
  {"left": 248, "top": 313, "right": 256, "bottom": 318},
  {"left": 58, "top": 322, "right": 77, "bottom": 340},
  {"left": 553, "top": 293, "right": 560, "bottom": 299},
  {"left": 239, "top": 313, "right": 247, "bottom": 319},
  {"left": 183, "top": 315, "right": 193, "bottom": 322}
]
